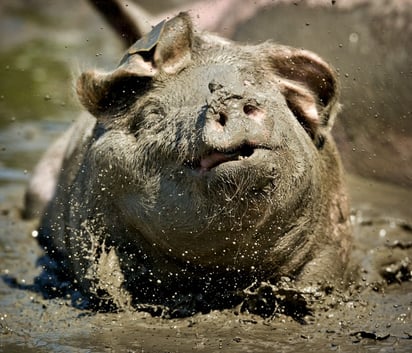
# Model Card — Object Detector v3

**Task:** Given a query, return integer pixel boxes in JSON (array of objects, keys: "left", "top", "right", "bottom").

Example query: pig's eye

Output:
[
  {"left": 146, "top": 107, "right": 166, "bottom": 119},
  {"left": 130, "top": 106, "right": 165, "bottom": 134}
]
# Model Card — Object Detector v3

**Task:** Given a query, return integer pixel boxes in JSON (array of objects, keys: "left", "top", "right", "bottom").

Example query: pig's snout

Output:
[
  {"left": 203, "top": 91, "right": 272, "bottom": 150},
  {"left": 211, "top": 102, "right": 266, "bottom": 131}
]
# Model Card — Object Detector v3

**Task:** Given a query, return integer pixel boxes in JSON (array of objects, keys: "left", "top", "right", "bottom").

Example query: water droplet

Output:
[{"left": 349, "top": 32, "right": 359, "bottom": 44}]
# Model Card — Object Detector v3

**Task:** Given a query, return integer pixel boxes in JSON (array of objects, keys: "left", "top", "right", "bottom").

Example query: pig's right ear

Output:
[{"left": 77, "top": 13, "right": 193, "bottom": 117}]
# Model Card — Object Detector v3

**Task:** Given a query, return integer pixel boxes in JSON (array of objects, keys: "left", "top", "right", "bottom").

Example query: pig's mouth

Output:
[{"left": 184, "top": 143, "right": 267, "bottom": 174}]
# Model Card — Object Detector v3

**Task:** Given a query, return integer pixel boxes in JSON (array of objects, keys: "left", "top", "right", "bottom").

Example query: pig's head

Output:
[{"left": 75, "top": 13, "right": 346, "bottom": 280}]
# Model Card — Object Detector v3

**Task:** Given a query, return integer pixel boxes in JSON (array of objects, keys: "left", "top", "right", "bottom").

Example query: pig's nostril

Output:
[
  {"left": 218, "top": 112, "right": 228, "bottom": 126},
  {"left": 243, "top": 104, "right": 258, "bottom": 116}
]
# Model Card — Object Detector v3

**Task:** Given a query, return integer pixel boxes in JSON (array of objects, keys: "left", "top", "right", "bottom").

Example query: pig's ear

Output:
[
  {"left": 118, "top": 12, "right": 193, "bottom": 74},
  {"left": 268, "top": 47, "right": 340, "bottom": 147},
  {"left": 77, "top": 13, "right": 193, "bottom": 116}
]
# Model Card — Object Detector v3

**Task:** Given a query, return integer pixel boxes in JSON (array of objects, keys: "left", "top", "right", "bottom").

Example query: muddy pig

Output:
[{"left": 32, "top": 13, "right": 351, "bottom": 313}]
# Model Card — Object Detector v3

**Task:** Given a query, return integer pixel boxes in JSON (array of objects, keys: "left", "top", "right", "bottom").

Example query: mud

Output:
[
  {"left": 1, "top": 1, "right": 411, "bottom": 352},
  {"left": 1, "top": 175, "right": 411, "bottom": 352}
]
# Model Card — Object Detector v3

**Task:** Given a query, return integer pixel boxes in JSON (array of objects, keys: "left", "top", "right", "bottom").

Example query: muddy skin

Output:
[
  {"left": 1, "top": 177, "right": 411, "bottom": 352},
  {"left": 94, "top": 0, "right": 412, "bottom": 187},
  {"left": 27, "top": 13, "right": 351, "bottom": 314}
]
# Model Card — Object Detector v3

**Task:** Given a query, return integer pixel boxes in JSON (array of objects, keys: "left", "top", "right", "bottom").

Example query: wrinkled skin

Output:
[{"left": 34, "top": 13, "right": 351, "bottom": 311}]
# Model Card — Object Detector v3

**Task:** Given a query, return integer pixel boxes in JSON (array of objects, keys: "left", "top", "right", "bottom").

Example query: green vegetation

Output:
[{"left": 0, "top": 39, "right": 78, "bottom": 129}]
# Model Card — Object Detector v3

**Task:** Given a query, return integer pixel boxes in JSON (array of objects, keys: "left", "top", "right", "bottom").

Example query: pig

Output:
[{"left": 33, "top": 13, "right": 351, "bottom": 313}]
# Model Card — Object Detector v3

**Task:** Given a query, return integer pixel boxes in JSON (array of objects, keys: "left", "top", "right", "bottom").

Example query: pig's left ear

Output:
[
  {"left": 268, "top": 46, "right": 341, "bottom": 147},
  {"left": 76, "top": 13, "right": 193, "bottom": 117}
]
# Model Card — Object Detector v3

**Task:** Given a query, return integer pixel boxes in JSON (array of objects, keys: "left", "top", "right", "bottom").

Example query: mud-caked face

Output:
[
  {"left": 133, "top": 62, "right": 315, "bottom": 196},
  {"left": 76, "top": 14, "right": 340, "bottom": 263}
]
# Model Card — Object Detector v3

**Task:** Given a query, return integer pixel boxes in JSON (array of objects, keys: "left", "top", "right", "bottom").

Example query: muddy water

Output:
[
  {"left": 1, "top": 1, "right": 411, "bottom": 352},
  {"left": 1, "top": 173, "right": 411, "bottom": 352}
]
